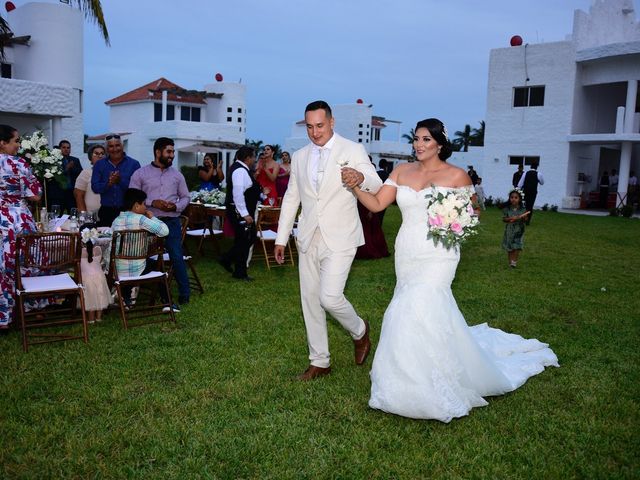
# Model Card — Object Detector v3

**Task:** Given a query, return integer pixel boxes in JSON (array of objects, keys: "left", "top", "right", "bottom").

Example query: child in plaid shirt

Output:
[{"left": 111, "top": 188, "right": 170, "bottom": 307}]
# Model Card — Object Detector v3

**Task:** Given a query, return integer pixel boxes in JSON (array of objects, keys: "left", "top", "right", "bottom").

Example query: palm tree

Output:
[
  {"left": 245, "top": 139, "right": 263, "bottom": 152},
  {"left": 401, "top": 128, "right": 415, "bottom": 144},
  {"left": 1, "top": 0, "right": 109, "bottom": 61},
  {"left": 453, "top": 124, "right": 472, "bottom": 152},
  {"left": 470, "top": 120, "right": 485, "bottom": 147}
]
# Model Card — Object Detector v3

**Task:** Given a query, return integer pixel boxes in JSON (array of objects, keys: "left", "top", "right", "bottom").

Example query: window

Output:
[
  {"left": 509, "top": 155, "right": 540, "bottom": 167},
  {"left": 358, "top": 131, "right": 363, "bottom": 136},
  {"left": 154, "top": 103, "right": 175, "bottom": 122},
  {"left": 238, "top": 107, "right": 242, "bottom": 113},
  {"left": 358, "top": 139, "right": 362, "bottom": 143},
  {"left": 359, "top": 123, "right": 363, "bottom": 128},
  {"left": 227, "top": 117, "right": 232, "bottom": 122},
  {"left": 227, "top": 107, "right": 232, "bottom": 112},
  {"left": 181, "top": 106, "right": 201, "bottom": 122},
  {"left": 513, "top": 86, "right": 545, "bottom": 107},
  {"left": 1, "top": 63, "right": 11, "bottom": 79},
  {"left": 237, "top": 117, "right": 242, "bottom": 123}
]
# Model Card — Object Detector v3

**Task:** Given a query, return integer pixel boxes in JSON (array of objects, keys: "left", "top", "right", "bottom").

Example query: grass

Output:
[{"left": 1, "top": 207, "right": 639, "bottom": 479}]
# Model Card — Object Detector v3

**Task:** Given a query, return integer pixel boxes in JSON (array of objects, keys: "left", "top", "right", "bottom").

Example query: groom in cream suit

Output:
[{"left": 274, "top": 101, "right": 383, "bottom": 381}]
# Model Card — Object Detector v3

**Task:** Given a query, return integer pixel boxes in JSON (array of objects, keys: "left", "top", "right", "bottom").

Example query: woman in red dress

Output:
[{"left": 255, "top": 145, "right": 279, "bottom": 206}]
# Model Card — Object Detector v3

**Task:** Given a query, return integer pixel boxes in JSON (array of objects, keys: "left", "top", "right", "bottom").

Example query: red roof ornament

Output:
[
  {"left": 356, "top": 98, "right": 363, "bottom": 104},
  {"left": 510, "top": 35, "right": 523, "bottom": 46},
  {"left": 5, "top": 1, "right": 16, "bottom": 12},
  {"left": 215, "top": 73, "right": 223, "bottom": 82}
]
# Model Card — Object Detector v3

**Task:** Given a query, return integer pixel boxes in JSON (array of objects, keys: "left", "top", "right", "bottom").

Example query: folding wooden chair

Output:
[
  {"left": 15, "top": 232, "right": 88, "bottom": 352},
  {"left": 109, "top": 230, "right": 176, "bottom": 329},
  {"left": 154, "top": 216, "right": 204, "bottom": 295},
  {"left": 185, "top": 203, "right": 223, "bottom": 255},
  {"left": 255, "top": 207, "right": 295, "bottom": 269}
]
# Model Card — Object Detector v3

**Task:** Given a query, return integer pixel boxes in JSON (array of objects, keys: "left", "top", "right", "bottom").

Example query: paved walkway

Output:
[{"left": 558, "top": 208, "right": 640, "bottom": 218}]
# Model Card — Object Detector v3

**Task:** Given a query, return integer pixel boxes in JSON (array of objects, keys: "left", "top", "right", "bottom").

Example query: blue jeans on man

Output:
[{"left": 159, "top": 216, "right": 190, "bottom": 303}]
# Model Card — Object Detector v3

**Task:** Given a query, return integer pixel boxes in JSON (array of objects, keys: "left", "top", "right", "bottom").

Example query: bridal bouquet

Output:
[
  {"left": 190, "top": 188, "right": 226, "bottom": 205},
  {"left": 425, "top": 187, "right": 479, "bottom": 250},
  {"left": 19, "top": 130, "right": 65, "bottom": 185}
]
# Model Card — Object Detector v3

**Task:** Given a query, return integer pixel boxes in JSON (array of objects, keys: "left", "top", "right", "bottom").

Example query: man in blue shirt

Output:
[{"left": 91, "top": 134, "right": 141, "bottom": 226}]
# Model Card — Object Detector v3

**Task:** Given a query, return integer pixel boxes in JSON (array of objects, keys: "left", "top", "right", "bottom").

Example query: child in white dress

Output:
[{"left": 80, "top": 232, "right": 111, "bottom": 323}]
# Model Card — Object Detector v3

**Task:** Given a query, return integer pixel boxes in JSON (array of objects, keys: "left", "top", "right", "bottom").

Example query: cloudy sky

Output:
[{"left": 68, "top": 0, "right": 639, "bottom": 145}]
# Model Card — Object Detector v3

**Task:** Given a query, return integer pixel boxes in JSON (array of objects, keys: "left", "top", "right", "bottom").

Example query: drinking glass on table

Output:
[{"left": 50, "top": 205, "right": 61, "bottom": 218}]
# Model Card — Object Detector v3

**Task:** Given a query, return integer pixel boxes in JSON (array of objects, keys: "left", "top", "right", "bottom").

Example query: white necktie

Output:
[{"left": 316, "top": 147, "right": 326, "bottom": 191}]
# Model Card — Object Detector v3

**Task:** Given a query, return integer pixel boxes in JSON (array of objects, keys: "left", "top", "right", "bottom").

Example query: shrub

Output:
[
  {"left": 180, "top": 166, "right": 201, "bottom": 191},
  {"left": 609, "top": 207, "right": 619, "bottom": 217},
  {"left": 550, "top": 205, "right": 558, "bottom": 212},
  {"left": 541, "top": 203, "right": 549, "bottom": 211},
  {"left": 485, "top": 196, "right": 494, "bottom": 208},
  {"left": 619, "top": 204, "right": 634, "bottom": 218}
]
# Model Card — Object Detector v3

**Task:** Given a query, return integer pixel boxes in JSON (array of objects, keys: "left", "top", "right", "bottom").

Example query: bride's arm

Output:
[{"left": 342, "top": 167, "right": 397, "bottom": 212}]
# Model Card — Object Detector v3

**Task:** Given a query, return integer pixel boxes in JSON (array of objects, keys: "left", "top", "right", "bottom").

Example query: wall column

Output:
[{"left": 617, "top": 80, "right": 638, "bottom": 207}]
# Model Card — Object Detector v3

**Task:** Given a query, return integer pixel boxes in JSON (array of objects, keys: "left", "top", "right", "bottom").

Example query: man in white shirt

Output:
[
  {"left": 274, "top": 101, "right": 383, "bottom": 381},
  {"left": 219, "top": 147, "right": 260, "bottom": 281},
  {"left": 518, "top": 163, "right": 544, "bottom": 225},
  {"left": 609, "top": 169, "right": 619, "bottom": 193}
]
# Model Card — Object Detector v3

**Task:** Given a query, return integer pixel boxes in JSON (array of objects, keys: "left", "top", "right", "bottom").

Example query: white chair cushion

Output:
[
  {"left": 186, "top": 229, "right": 210, "bottom": 237},
  {"left": 258, "top": 231, "right": 278, "bottom": 240},
  {"left": 150, "top": 253, "right": 175, "bottom": 262},
  {"left": 116, "top": 271, "right": 166, "bottom": 283},
  {"left": 212, "top": 229, "right": 223, "bottom": 235},
  {"left": 19, "top": 273, "right": 79, "bottom": 294}
]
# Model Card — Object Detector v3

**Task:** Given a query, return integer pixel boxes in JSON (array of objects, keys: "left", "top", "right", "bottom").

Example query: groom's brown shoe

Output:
[
  {"left": 353, "top": 320, "right": 371, "bottom": 365},
  {"left": 297, "top": 365, "right": 331, "bottom": 381}
]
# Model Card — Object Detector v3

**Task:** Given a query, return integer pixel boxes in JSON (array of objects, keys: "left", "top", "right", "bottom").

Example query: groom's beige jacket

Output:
[{"left": 276, "top": 133, "right": 383, "bottom": 252}]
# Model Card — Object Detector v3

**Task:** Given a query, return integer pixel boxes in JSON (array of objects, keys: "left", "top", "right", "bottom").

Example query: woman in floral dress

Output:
[{"left": 0, "top": 125, "right": 43, "bottom": 331}]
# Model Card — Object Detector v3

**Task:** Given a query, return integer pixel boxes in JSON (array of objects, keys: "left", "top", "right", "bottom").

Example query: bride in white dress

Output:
[{"left": 343, "top": 118, "right": 558, "bottom": 422}]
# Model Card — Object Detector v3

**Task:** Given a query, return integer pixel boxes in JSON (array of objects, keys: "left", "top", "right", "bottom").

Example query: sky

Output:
[{"left": 25, "top": 0, "right": 640, "bottom": 145}]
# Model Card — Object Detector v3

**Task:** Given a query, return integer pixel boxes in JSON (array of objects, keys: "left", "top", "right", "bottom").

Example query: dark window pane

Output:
[
  {"left": 238, "top": 108, "right": 242, "bottom": 113},
  {"left": 524, "top": 156, "right": 540, "bottom": 166},
  {"left": 513, "top": 87, "right": 528, "bottom": 107},
  {"left": 227, "top": 117, "right": 232, "bottom": 122},
  {"left": 167, "top": 105, "right": 175, "bottom": 120},
  {"left": 1, "top": 63, "right": 11, "bottom": 79},
  {"left": 509, "top": 156, "right": 524, "bottom": 166},
  {"left": 529, "top": 86, "right": 545, "bottom": 106},
  {"left": 227, "top": 107, "right": 232, "bottom": 112},
  {"left": 192, "top": 108, "right": 201, "bottom": 122},
  {"left": 154, "top": 103, "right": 162, "bottom": 122},
  {"left": 181, "top": 106, "right": 190, "bottom": 121}
]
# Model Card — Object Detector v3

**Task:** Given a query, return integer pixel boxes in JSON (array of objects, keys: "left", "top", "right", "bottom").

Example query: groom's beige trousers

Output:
[{"left": 299, "top": 228, "right": 366, "bottom": 368}]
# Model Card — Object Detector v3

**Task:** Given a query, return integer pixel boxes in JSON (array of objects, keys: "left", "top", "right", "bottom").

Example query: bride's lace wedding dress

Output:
[{"left": 368, "top": 180, "right": 559, "bottom": 422}]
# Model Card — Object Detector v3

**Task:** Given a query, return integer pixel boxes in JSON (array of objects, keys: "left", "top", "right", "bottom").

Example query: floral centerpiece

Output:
[
  {"left": 425, "top": 187, "right": 479, "bottom": 250},
  {"left": 190, "top": 188, "right": 226, "bottom": 205},
  {"left": 19, "top": 130, "right": 65, "bottom": 185},
  {"left": 81, "top": 227, "right": 100, "bottom": 244}
]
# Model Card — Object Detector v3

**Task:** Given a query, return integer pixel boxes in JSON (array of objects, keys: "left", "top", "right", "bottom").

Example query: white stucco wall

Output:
[
  {"left": 0, "top": 2, "right": 84, "bottom": 162},
  {"left": 109, "top": 103, "right": 152, "bottom": 134},
  {"left": 482, "top": 40, "right": 577, "bottom": 206}
]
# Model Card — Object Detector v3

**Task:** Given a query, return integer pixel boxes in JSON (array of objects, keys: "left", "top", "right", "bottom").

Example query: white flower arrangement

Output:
[
  {"left": 190, "top": 188, "right": 226, "bottom": 205},
  {"left": 19, "top": 131, "right": 65, "bottom": 183},
  {"left": 425, "top": 187, "right": 479, "bottom": 250},
  {"left": 81, "top": 227, "right": 99, "bottom": 244}
]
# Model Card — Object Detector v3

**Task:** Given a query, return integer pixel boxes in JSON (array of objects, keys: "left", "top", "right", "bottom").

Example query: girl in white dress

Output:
[
  {"left": 342, "top": 118, "right": 558, "bottom": 422},
  {"left": 81, "top": 239, "right": 111, "bottom": 323}
]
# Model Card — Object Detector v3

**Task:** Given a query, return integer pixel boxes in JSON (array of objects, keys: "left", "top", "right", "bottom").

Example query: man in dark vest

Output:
[
  {"left": 219, "top": 146, "right": 261, "bottom": 281},
  {"left": 518, "top": 163, "right": 544, "bottom": 225},
  {"left": 512, "top": 164, "right": 524, "bottom": 187}
]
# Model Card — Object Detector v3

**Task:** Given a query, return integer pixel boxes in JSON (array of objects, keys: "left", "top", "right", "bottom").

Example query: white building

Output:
[
  {"left": 481, "top": 0, "right": 640, "bottom": 208},
  {"left": 284, "top": 102, "right": 413, "bottom": 167},
  {"left": 90, "top": 76, "right": 247, "bottom": 170},
  {"left": 0, "top": 2, "right": 84, "bottom": 160}
]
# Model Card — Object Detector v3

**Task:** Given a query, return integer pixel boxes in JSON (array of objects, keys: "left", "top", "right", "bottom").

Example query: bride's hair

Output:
[{"left": 415, "top": 118, "right": 453, "bottom": 161}]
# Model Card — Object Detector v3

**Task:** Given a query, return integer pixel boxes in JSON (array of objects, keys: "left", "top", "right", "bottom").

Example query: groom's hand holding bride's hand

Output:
[
  {"left": 341, "top": 167, "right": 364, "bottom": 189},
  {"left": 274, "top": 244, "right": 285, "bottom": 264}
]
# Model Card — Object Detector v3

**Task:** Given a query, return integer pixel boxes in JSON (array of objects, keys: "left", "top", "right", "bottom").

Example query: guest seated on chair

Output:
[{"left": 111, "top": 188, "right": 174, "bottom": 310}]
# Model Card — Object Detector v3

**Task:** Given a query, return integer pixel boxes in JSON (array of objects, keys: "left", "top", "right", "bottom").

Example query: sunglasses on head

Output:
[{"left": 105, "top": 134, "right": 121, "bottom": 141}]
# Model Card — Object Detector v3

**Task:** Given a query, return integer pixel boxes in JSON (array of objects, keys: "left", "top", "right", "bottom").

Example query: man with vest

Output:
[
  {"left": 219, "top": 146, "right": 261, "bottom": 281},
  {"left": 518, "top": 163, "right": 544, "bottom": 225}
]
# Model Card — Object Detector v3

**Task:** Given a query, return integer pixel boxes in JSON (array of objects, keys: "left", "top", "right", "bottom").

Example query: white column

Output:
[
  {"left": 617, "top": 80, "right": 638, "bottom": 206},
  {"left": 162, "top": 90, "right": 168, "bottom": 122},
  {"left": 51, "top": 117, "right": 62, "bottom": 146}
]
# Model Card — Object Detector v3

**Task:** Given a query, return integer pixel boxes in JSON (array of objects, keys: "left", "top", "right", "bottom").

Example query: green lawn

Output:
[{"left": 1, "top": 207, "right": 639, "bottom": 479}]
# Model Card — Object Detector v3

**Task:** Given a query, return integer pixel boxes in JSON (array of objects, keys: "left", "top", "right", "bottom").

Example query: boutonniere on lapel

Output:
[{"left": 336, "top": 158, "right": 349, "bottom": 167}]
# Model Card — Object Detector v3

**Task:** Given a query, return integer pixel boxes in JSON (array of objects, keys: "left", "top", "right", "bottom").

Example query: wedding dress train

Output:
[{"left": 368, "top": 181, "right": 558, "bottom": 422}]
